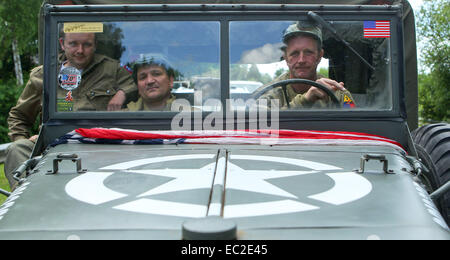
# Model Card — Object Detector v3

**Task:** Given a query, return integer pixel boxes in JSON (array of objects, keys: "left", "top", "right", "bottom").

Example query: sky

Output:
[{"left": 408, "top": 0, "right": 424, "bottom": 12}]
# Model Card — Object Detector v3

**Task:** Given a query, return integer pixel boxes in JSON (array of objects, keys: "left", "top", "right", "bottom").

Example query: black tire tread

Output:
[
  {"left": 413, "top": 123, "right": 445, "bottom": 145},
  {"left": 412, "top": 123, "right": 450, "bottom": 224},
  {"left": 413, "top": 123, "right": 450, "bottom": 182}
]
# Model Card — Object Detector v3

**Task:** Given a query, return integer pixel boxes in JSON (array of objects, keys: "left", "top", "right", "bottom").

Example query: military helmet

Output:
[{"left": 131, "top": 53, "right": 175, "bottom": 83}]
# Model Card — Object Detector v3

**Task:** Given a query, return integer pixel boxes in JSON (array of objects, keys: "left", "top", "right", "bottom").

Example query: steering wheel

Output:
[{"left": 252, "top": 79, "right": 340, "bottom": 108}]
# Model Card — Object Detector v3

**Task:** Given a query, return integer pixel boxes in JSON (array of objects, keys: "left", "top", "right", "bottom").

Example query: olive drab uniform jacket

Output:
[
  {"left": 126, "top": 94, "right": 177, "bottom": 111},
  {"left": 7, "top": 54, "right": 137, "bottom": 141},
  {"left": 257, "top": 72, "right": 356, "bottom": 109}
]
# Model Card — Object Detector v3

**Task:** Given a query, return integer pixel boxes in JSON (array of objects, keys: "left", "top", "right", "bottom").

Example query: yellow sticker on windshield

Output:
[{"left": 64, "top": 23, "right": 104, "bottom": 33}]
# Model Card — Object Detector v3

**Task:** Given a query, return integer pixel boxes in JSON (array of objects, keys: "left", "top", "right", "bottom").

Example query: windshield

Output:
[
  {"left": 229, "top": 20, "right": 392, "bottom": 111},
  {"left": 54, "top": 18, "right": 393, "bottom": 113}
]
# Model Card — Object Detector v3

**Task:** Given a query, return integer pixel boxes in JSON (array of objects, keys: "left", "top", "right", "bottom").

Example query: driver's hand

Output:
[{"left": 304, "top": 78, "right": 345, "bottom": 103}]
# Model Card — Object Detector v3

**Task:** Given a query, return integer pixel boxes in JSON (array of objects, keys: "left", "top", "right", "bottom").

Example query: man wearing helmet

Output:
[{"left": 127, "top": 54, "right": 177, "bottom": 111}]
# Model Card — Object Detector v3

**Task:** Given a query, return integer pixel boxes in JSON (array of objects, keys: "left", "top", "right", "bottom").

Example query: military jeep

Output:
[{"left": 0, "top": 0, "right": 449, "bottom": 240}]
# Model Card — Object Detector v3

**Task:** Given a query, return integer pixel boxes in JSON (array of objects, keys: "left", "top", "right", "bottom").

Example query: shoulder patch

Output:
[{"left": 343, "top": 95, "right": 356, "bottom": 108}]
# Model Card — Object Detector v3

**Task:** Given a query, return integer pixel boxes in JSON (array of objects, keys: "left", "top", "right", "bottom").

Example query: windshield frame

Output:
[{"left": 43, "top": 4, "right": 404, "bottom": 123}]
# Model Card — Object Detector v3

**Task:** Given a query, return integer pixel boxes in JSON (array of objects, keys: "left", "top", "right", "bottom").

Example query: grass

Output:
[{"left": 0, "top": 164, "right": 10, "bottom": 205}]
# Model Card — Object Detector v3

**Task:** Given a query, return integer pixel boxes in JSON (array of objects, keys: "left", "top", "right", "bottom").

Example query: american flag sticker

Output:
[{"left": 363, "top": 21, "right": 390, "bottom": 38}]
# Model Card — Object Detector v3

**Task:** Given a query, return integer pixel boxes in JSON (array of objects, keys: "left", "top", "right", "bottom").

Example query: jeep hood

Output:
[{"left": 0, "top": 131, "right": 448, "bottom": 239}]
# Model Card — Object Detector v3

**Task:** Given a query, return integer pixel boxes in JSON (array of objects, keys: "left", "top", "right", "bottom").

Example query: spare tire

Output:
[{"left": 412, "top": 123, "right": 450, "bottom": 225}]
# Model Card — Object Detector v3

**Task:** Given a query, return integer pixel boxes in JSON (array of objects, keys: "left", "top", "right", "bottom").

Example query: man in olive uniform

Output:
[
  {"left": 4, "top": 32, "right": 137, "bottom": 189},
  {"left": 258, "top": 21, "right": 356, "bottom": 109},
  {"left": 126, "top": 54, "right": 177, "bottom": 111}
]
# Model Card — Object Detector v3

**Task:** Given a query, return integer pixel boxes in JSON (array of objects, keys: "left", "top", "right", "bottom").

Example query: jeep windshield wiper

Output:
[{"left": 308, "top": 11, "right": 375, "bottom": 71}]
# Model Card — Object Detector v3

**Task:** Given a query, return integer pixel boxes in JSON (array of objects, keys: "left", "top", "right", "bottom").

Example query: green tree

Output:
[
  {"left": 0, "top": 0, "right": 41, "bottom": 143},
  {"left": 274, "top": 68, "right": 287, "bottom": 78},
  {"left": 96, "top": 23, "right": 126, "bottom": 61},
  {"left": 318, "top": 68, "right": 329, "bottom": 78},
  {"left": 0, "top": 0, "right": 42, "bottom": 84},
  {"left": 0, "top": 79, "right": 26, "bottom": 144},
  {"left": 416, "top": 0, "right": 450, "bottom": 122},
  {"left": 247, "top": 64, "right": 262, "bottom": 82},
  {"left": 230, "top": 64, "right": 249, "bottom": 80}
]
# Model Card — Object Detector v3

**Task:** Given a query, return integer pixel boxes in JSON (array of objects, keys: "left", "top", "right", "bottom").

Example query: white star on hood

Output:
[{"left": 131, "top": 161, "right": 316, "bottom": 199}]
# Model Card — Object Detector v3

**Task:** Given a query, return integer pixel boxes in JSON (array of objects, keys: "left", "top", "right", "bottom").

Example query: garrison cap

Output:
[{"left": 282, "top": 21, "right": 322, "bottom": 44}]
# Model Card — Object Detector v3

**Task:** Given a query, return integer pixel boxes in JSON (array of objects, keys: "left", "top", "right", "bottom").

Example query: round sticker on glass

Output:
[{"left": 58, "top": 67, "right": 82, "bottom": 91}]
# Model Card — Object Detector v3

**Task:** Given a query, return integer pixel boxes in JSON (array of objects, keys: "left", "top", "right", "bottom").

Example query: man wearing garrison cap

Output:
[{"left": 259, "top": 21, "right": 355, "bottom": 109}]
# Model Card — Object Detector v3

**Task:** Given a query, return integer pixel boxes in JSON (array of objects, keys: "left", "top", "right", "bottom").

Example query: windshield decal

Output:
[
  {"left": 363, "top": 21, "right": 390, "bottom": 38},
  {"left": 63, "top": 22, "right": 104, "bottom": 33}
]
